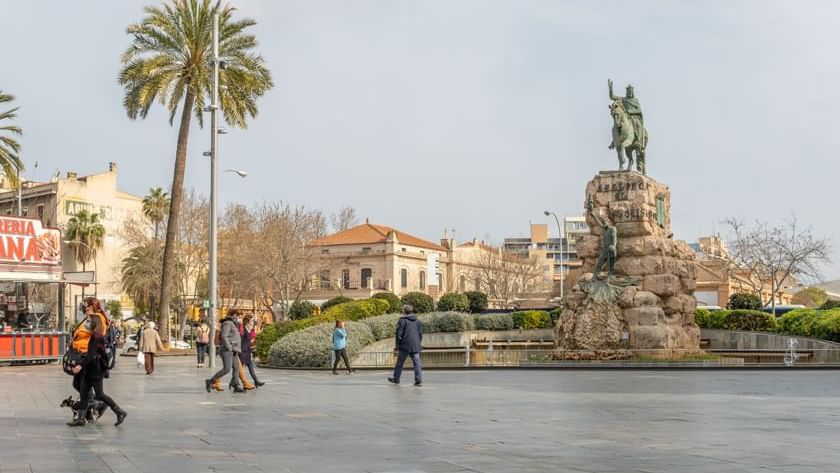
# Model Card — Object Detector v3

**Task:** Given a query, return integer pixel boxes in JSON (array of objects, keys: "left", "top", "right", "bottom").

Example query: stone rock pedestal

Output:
[{"left": 554, "top": 172, "right": 700, "bottom": 359}]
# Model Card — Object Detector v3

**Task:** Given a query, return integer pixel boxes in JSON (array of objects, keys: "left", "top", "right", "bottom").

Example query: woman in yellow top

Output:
[{"left": 68, "top": 298, "right": 109, "bottom": 421}]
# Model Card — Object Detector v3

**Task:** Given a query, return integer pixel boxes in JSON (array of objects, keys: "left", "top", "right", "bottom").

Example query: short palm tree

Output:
[
  {"left": 119, "top": 0, "right": 272, "bottom": 337},
  {"left": 65, "top": 210, "right": 106, "bottom": 298},
  {"left": 0, "top": 91, "right": 24, "bottom": 187},
  {"left": 142, "top": 187, "right": 169, "bottom": 241},
  {"left": 121, "top": 242, "right": 164, "bottom": 319}
]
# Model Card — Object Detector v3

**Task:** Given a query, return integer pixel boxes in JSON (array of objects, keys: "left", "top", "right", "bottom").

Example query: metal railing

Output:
[{"left": 346, "top": 346, "right": 840, "bottom": 368}]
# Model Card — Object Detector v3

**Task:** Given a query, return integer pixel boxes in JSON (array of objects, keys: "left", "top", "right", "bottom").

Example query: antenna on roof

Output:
[{"left": 365, "top": 217, "right": 369, "bottom": 224}]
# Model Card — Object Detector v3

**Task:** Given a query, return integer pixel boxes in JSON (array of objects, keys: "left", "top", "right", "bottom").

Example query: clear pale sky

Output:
[{"left": 3, "top": 1, "right": 838, "bottom": 280}]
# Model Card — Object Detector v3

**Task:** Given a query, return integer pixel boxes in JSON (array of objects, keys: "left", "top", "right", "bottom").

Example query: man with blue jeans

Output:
[{"left": 388, "top": 305, "right": 423, "bottom": 386}]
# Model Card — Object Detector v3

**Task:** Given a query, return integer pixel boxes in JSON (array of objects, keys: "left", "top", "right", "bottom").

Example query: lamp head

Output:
[{"left": 543, "top": 211, "right": 551, "bottom": 217}]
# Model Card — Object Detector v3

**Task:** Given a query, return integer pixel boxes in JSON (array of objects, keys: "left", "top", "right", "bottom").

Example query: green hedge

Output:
[
  {"left": 819, "top": 300, "right": 840, "bottom": 310},
  {"left": 436, "top": 293, "right": 470, "bottom": 312},
  {"left": 729, "top": 293, "right": 762, "bottom": 311},
  {"left": 401, "top": 292, "right": 435, "bottom": 313},
  {"left": 464, "top": 291, "right": 488, "bottom": 313},
  {"left": 372, "top": 292, "right": 403, "bottom": 313},
  {"left": 289, "top": 300, "right": 318, "bottom": 320},
  {"left": 694, "top": 309, "right": 774, "bottom": 331},
  {"left": 267, "top": 321, "right": 374, "bottom": 368},
  {"left": 321, "top": 296, "right": 353, "bottom": 311},
  {"left": 254, "top": 323, "right": 279, "bottom": 361},
  {"left": 363, "top": 313, "right": 402, "bottom": 341},
  {"left": 777, "top": 308, "right": 840, "bottom": 342},
  {"left": 416, "top": 312, "right": 474, "bottom": 333},
  {"left": 510, "top": 310, "right": 552, "bottom": 329},
  {"left": 474, "top": 313, "right": 514, "bottom": 331}
]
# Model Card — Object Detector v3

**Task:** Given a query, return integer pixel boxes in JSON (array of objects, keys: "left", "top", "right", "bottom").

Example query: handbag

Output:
[
  {"left": 61, "top": 348, "right": 83, "bottom": 376},
  {"left": 136, "top": 351, "right": 144, "bottom": 366}
]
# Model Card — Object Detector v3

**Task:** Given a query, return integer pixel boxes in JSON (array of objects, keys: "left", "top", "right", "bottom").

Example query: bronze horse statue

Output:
[{"left": 609, "top": 100, "right": 648, "bottom": 174}]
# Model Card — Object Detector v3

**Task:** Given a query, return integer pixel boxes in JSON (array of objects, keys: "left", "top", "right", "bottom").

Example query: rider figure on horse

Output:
[{"left": 608, "top": 79, "right": 644, "bottom": 142}]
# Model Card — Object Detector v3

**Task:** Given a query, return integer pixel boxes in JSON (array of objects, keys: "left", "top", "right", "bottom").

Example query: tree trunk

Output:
[{"left": 158, "top": 88, "right": 195, "bottom": 348}]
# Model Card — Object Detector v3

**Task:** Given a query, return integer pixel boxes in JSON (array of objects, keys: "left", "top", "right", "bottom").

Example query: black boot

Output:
[
  {"left": 254, "top": 380, "right": 265, "bottom": 387},
  {"left": 232, "top": 384, "right": 246, "bottom": 393},
  {"left": 114, "top": 407, "right": 127, "bottom": 427}
]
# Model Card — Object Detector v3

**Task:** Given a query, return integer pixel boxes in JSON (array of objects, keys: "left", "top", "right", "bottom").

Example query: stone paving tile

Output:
[{"left": 2, "top": 359, "right": 840, "bottom": 472}]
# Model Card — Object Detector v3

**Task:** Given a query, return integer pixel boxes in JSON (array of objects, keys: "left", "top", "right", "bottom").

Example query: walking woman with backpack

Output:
[
  {"left": 195, "top": 320, "right": 210, "bottom": 368},
  {"left": 238, "top": 314, "right": 264, "bottom": 388},
  {"left": 68, "top": 307, "right": 127, "bottom": 427},
  {"left": 205, "top": 310, "right": 245, "bottom": 393}
]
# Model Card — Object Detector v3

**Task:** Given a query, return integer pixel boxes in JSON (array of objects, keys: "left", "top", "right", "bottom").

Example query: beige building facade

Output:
[{"left": 0, "top": 163, "right": 143, "bottom": 313}]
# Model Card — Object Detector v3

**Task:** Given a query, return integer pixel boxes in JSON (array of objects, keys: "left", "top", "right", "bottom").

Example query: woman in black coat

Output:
[{"left": 68, "top": 316, "right": 127, "bottom": 427}]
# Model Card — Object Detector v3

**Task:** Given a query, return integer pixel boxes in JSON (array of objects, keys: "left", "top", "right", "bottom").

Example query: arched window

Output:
[
  {"left": 400, "top": 268, "right": 408, "bottom": 288},
  {"left": 459, "top": 275, "right": 466, "bottom": 292},
  {"left": 361, "top": 268, "right": 372, "bottom": 288},
  {"left": 419, "top": 271, "right": 426, "bottom": 290}
]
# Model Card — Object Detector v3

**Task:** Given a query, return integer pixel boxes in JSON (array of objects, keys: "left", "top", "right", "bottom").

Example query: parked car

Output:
[{"left": 124, "top": 334, "right": 190, "bottom": 352}]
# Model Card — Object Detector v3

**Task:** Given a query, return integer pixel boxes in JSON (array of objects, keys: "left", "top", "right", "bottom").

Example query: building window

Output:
[
  {"left": 342, "top": 269, "right": 350, "bottom": 289},
  {"left": 4, "top": 209, "right": 10, "bottom": 216},
  {"left": 401, "top": 247, "right": 406, "bottom": 253},
  {"left": 436, "top": 273, "right": 443, "bottom": 288},
  {"left": 400, "top": 268, "right": 408, "bottom": 288},
  {"left": 419, "top": 271, "right": 426, "bottom": 290},
  {"left": 459, "top": 275, "right": 466, "bottom": 292},
  {"left": 37, "top": 204, "right": 44, "bottom": 221},
  {"left": 361, "top": 268, "right": 372, "bottom": 288},
  {"left": 21, "top": 207, "right": 28, "bottom": 217},
  {"left": 474, "top": 278, "right": 481, "bottom": 291},
  {"left": 361, "top": 247, "right": 371, "bottom": 254},
  {"left": 319, "top": 270, "right": 331, "bottom": 289},
  {"left": 321, "top": 249, "right": 329, "bottom": 254}
]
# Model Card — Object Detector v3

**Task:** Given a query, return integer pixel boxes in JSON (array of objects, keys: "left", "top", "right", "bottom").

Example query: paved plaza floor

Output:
[{"left": 0, "top": 357, "right": 838, "bottom": 472}]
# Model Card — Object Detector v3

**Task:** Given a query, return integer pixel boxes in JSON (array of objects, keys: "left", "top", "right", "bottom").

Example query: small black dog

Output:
[{"left": 60, "top": 395, "right": 105, "bottom": 422}]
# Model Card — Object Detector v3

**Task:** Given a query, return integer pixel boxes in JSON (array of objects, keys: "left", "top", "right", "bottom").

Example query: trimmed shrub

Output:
[
  {"left": 322, "top": 298, "right": 390, "bottom": 322},
  {"left": 729, "top": 293, "right": 762, "bottom": 311},
  {"left": 695, "top": 308, "right": 727, "bottom": 329},
  {"left": 723, "top": 309, "right": 776, "bottom": 331},
  {"left": 474, "top": 313, "right": 514, "bottom": 331},
  {"left": 549, "top": 308, "right": 563, "bottom": 325},
  {"left": 819, "top": 300, "right": 840, "bottom": 311},
  {"left": 436, "top": 293, "right": 470, "bottom": 312},
  {"left": 321, "top": 296, "right": 353, "bottom": 312},
  {"left": 267, "top": 321, "right": 374, "bottom": 368},
  {"left": 776, "top": 308, "right": 840, "bottom": 341},
  {"left": 401, "top": 292, "right": 435, "bottom": 313},
  {"left": 372, "top": 292, "right": 403, "bottom": 313},
  {"left": 510, "top": 310, "right": 552, "bottom": 329},
  {"left": 362, "top": 313, "right": 402, "bottom": 340},
  {"left": 254, "top": 323, "right": 279, "bottom": 361},
  {"left": 289, "top": 300, "right": 317, "bottom": 320},
  {"left": 416, "top": 312, "right": 475, "bottom": 333},
  {"left": 464, "top": 291, "right": 489, "bottom": 313}
]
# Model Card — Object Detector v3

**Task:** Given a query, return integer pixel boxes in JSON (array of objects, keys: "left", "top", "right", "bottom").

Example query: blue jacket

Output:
[
  {"left": 333, "top": 327, "right": 347, "bottom": 350},
  {"left": 395, "top": 315, "right": 422, "bottom": 353}
]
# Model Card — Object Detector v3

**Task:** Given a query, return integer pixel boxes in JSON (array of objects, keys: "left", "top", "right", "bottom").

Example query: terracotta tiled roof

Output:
[{"left": 311, "top": 223, "right": 446, "bottom": 251}]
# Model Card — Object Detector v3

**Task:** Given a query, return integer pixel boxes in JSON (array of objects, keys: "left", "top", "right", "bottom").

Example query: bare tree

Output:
[
  {"left": 474, "top": 247, "right": 546, "bottom": 309},
  {"left": 219, "top": 203, "right": 259, "bottom": 309},
  {"left": 174, "top": 190, "right": 209, "bottom": 338},
  {"left": 250, "top": 202, "right": 329, "bottom": 321},
  {"left": 329, "top": 206, "right": 360, "bottom": 233},
  {"left": 724, "top": 216, "right": 832, "bottom": 315}
]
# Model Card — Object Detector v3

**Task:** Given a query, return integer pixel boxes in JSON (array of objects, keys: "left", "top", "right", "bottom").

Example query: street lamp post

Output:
[{"left": 544, "top": 211, "right": 564, "bottom": 300}]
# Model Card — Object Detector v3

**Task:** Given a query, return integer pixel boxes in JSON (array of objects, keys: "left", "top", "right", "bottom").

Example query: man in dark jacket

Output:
[{"left": 388, "top": 305, "right": 423, "bottom": 386}]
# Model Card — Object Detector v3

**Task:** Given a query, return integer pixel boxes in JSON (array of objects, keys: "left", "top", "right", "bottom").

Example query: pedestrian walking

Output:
[
  {"left": 67, "top": 314, "right": 127, "bottom": 427},
  {"left": 139, "top": 321, "right": 165, "bottom": 375},
  {"left": 388, "top": 305, "right": 423, "bottom": 386},
  {"left": 195, "top": 320, "right": 210, "bottom": 368},
  {"left": 66, "top": 298, "right": 109, "bottom": 422},
  {"left": 238, "top": 314, "right": 264, "bottom": 388},
  {"left": 205, "top": 310, "right": 244, "bottom": 393},
  {"left": 332, "top": 320, "right": 354, "bottom": 375}
]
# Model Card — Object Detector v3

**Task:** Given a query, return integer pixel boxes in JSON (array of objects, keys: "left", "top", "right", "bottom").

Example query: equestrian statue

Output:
[{"left": 608, "top": 79, "right": 648, "bottom": 175}]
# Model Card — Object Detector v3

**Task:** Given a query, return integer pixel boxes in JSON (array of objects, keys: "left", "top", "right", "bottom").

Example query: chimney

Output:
[{"left": 109, "top": 162, "right": 117, "bottom": 172}]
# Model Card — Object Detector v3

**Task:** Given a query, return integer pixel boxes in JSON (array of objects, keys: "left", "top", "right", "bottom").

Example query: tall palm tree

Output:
[
  {"left": 65, "top": 210, "right": 106, "bottom": 298},
  {"left": 119, "top": 0, "right": 273, "bottom": 338},
  {"left": 0, "top": 91, "right": 24, "bottom": 187},
  {"left": 142, "top": 187, "right": 169, "bottom": 241}
]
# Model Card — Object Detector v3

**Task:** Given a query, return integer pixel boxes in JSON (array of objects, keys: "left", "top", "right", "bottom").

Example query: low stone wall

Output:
[
  {"left": 353, "top": 329, "right": 554, "bottom": 367},
  {"left": 701, "top": 329, "right": 840, "bottom": 363}
]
